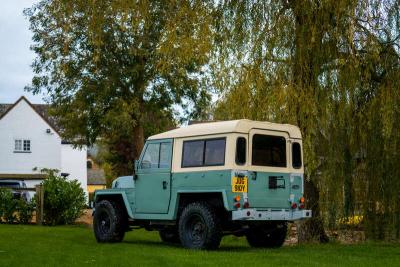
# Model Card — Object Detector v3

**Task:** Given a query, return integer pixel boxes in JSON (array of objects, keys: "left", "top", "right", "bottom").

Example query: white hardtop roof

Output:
[{"left": 148, "top": 119, "right": 302, "bottom": 140}]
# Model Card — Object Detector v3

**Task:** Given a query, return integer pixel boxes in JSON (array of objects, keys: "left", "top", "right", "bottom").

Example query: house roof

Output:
[
  {"left": 87, "top": 169, "right": 106, "bottom": 185},
  {"left": 148, "top": 119, "right": 302, "bottom": 140},
  {"left": 0, "top": 96, "right": 62, "bottom": 135}
]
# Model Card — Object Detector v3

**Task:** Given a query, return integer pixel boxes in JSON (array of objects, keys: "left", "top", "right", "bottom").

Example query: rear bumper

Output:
[{"left": 232, "top": 208, "right": 312, "bottom": 221}]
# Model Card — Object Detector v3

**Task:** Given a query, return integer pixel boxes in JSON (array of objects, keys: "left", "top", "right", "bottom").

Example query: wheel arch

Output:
[
  {"left": 94, "top": 191, "right": 134, "bottom": 218},
  {"left": 173, "top": 190, "right": 230, "bottom": 219}
]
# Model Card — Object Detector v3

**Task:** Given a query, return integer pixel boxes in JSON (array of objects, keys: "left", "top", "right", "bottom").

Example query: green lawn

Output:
[{"left": 0, "top": 224, "right": 399, "bottom": 267}]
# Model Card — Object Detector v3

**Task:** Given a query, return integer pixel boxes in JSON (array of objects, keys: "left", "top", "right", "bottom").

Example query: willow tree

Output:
[
  {"left": 24, "top": 0, "right": 214, "bottom": 175},
  {"left": 213, "top": 0, "right": 400, "bottom": 240}
]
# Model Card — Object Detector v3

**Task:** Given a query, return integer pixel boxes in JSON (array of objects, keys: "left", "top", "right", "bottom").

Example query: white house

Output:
[{"left": 0, "top": 96, "right": 87, "bottom": 195}]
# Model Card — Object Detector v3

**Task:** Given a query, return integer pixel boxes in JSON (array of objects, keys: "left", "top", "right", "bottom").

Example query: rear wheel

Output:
[
  {"left": 246, "top": 222, "right": 287, "bottom": 248},
  {"left": 178, "top": 202, "right": 222, "bottom": 250},
  {"left": 93, "top": 200, "right": 127, "bottom": 243}
]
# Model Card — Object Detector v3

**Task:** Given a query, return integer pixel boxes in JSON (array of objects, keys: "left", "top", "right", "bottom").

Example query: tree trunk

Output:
[
  {"left": 298, "top": 179, "right": 329, "bottom": 243},
  {"left": 291, "top": 0, "right": 329, "bottom": 243},
  {"left": 132, "top": 123, "right": 144, "bottom": 160}
]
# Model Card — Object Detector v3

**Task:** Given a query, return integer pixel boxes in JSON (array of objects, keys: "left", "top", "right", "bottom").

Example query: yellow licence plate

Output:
[{"left": 231, "top": 176, "right": 248, "bottom": 193}]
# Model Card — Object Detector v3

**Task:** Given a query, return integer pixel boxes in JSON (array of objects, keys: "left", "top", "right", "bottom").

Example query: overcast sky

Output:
[{"left": 0, "top": 0, "right": 45, "bottom": 104}]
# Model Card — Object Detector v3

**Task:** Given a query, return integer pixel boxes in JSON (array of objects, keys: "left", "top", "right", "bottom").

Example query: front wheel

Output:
[
  {"left": 93, "top": 200, "right": 127, "bottom": 243},
  {"left": 178, "top": 202, "right": 222, "bottom": 250},
  {"left": 246, "top": 222, "right": 287, "bottom": 248}
]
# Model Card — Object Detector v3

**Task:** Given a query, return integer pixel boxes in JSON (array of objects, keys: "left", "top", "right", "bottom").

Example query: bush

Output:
[
  {"left": 16, "top": 198, "right": 35, "bottom": 224},
  {"left": 0, "top": 188, "right": 35, "bottom": 224},
  {"left": 42, "top": 170, "right": 86, "bottom": 225},
  {"left": 0, "top": 188, "right": 15, "bottom": 223}
]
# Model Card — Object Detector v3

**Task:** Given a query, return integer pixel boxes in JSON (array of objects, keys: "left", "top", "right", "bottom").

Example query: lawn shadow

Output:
[
  {"left": 123, "top": 239, "right": 258, "bottom": 252},
  {"left": 123, "top": 239, "right": 182, "bottom": 249}
]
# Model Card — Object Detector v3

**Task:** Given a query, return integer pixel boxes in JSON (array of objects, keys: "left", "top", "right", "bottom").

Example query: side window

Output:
[
  {"left": 292, "top": 142, "right": 302, "bottom": 169},
  {"left": 204, "top": 139, "right": 225, "bottom": 166},
  {"left": 182, "top": 138, "right": 226, "bottom": 168},
  {"left": 252, "top": 134, "right": 287, "bottom": 167},
  {"left": 182, "top": 140, "right": 204, "bottom": 167},
  {"left": 141, "top": 143, "right": 160, "bottom": 169},
  {"left": 236, "top": 137, "right": 246, "bottom": 165},
  {"left": 140, "top": 142, "right": 171, "bottom": 169},
  {"left": 159, "top": 142, "right": 171, "bottom": 168}
]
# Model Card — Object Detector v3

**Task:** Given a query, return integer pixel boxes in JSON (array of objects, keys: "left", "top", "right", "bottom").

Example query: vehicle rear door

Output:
[{"left": 247, "top": 129, "right": 291, "bottom": 209}]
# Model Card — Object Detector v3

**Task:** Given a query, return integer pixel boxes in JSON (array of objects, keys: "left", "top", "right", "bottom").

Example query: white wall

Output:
[
  {"left": 0, "top": 99, "right": 62, "bottom": 173},
  {"left": 0, "top": 98, "right": 88, "bottom": 196},
  {"left": 61, "top": 144, "right": 88, "bottom": 194}
]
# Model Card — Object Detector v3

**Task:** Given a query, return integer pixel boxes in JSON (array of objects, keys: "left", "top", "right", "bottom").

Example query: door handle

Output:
[{"left": 162, "top": 181, "right": 168, "bottom": 190}]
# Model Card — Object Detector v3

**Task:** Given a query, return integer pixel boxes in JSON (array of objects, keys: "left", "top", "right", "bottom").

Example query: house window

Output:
[
  {"left": 182, "top": 138, "right": 226, "bottom": 168},
  {"left": 15, "top": 140, "right": 22, "bottom": 151},
  {"left": 14, "top": 139, "right": 31, "bottom": 152}
]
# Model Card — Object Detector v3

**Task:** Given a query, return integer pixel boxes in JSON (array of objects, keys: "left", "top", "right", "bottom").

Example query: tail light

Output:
[
  {"left": 291, "top": 202, "right": 297, "bottom": 209},
  {"left": 234, "top": 195, "right": 241, "bottom": 209},
  {"left": 243, "top": 202, "right": 250, "bottom": 209},
  {"left": 299, "top": 197, "right": 305, "bottom": 209}
]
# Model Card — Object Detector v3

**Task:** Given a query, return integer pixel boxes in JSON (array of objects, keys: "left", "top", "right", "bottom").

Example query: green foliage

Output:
[
  {"left": 42, "top": 170, "right": 86, "bottom": 225},
  {"left": 24, "top": 0, "right": 215, "bottom": 177},
  {"left": 213, "top": 0, "right": 400, "bottom": 240},
  {"left": 16, "top": 199, "right": 36, "bottom": 224},
  {"left": 0, "top": 188, "right": 16, "bottom": 223},
  {"left": 0, "top": 189, "right": 35, "bottom": 224}
]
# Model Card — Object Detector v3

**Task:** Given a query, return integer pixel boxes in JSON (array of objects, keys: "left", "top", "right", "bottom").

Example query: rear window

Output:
[
  {"left": 292, "top": 142, "right": 302, "bottom": 169},
  {"left": 252, "top": 134, "right": 287, "bottom": 167},
  {"left": 182, "top": 138, "right": 226, "bottom": 167},
  {"left": 0, "top": 183, "right": 20, "bottom": 188}
]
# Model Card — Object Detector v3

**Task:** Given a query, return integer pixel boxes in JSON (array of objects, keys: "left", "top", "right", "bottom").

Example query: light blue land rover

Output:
[{"left": 93, "top": 120, "right": 311, "bottom": 249}]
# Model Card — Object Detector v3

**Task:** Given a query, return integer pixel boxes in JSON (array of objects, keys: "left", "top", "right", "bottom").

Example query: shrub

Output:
[
  {"left": 0, "top": 189, "right": 35, "bottom": 224},
  {"left": 41, "top": 170, "right": 86, "bottom": 225},
  {"left": 16, "top": 198, "right": 35, "bottom": 224},
  {"left": 0, "top": 188, "right": 17, "bottom": 223}
]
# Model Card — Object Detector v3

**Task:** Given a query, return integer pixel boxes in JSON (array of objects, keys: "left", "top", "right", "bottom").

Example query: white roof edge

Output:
[{"left": 148, "top": 119, "right": 302, "bottom": 140}]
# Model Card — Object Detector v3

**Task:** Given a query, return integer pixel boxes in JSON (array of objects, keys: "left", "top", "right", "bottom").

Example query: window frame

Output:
[
  {"left": 139, "top": 141, "right": 172, "bottom": 170},
  {"left": 181, "top": 137, "right": 226, "bottom": 168},
  {"left": 14, "top": 139, "right": 31, "bottom": 153},
  {"left": 251, "top": 134, "right": 287, "bottom": 168}
]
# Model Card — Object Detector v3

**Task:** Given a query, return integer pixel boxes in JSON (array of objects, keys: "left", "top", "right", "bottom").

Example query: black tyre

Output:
[
  {"left": 178, "top": 202, "right": 222, "bottom": 250},
  {"left": 159, "top": 228, "right": 180, "bottom": 244},
  {"left": 246, "top": 222, "right": 287, "bottom": 248},
  {"left": 93, "top": 200, "right": 127, "bottom": 243}
]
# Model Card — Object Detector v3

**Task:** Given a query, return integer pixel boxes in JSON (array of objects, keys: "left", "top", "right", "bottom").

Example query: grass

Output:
[{"left": 0, "top": 224, "right": 399, "bottom": 267}]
